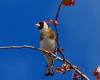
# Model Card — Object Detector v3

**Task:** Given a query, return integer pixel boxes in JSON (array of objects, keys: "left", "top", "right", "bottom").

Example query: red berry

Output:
[
  {"left": 93, "top": 71, "right": 99, "bottom": 76},
  {"left": 52, "top": 20, "right": 58, "bottom": 26},
  {"left": 62, "top": 0, "right": 75, "bottom": 6}
]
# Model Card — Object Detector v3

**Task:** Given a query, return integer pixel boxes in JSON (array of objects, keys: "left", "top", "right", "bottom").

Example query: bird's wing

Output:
[
  {"left": 47, "top": 28, "right": 56, "bottom": 40},
  {"left": 40, "top": 28, "right": 56, "bottom": 40}
]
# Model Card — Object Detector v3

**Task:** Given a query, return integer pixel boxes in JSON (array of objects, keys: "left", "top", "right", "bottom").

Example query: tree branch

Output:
[
  {"left": 54, "top": 1, "right": 65, "bottom": 60},
  {"left": 0, "top": 45, "right": 90, "bottom": 80}
]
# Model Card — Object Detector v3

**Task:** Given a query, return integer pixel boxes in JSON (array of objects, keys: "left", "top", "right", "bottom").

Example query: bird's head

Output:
[{"left": 35, "top": 21, "right": 49, "bottom": 31}]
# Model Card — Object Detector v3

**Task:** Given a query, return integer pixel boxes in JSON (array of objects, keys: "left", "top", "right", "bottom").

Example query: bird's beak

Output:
[{"left": 35, "top": 23, "right": 40, "bottom": 27}]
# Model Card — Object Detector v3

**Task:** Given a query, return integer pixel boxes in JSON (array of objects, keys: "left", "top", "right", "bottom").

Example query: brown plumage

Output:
[{"left": 40, "top": 28, "right": 55, "bottom": 41}]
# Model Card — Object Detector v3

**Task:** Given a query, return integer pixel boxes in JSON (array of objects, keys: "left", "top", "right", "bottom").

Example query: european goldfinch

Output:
[{"left": 35, "top": 21, "right": 56, "bottom": 76}]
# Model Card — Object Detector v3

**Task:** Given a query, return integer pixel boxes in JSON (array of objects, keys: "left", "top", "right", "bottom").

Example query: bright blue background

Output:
[{"left": 0, "top": 0, "right": 100, "bottom": 80}]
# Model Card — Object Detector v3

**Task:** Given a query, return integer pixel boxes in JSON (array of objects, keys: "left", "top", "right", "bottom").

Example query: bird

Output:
[{"left": 35, "top": 21, "right": 56, "bottom": 76}]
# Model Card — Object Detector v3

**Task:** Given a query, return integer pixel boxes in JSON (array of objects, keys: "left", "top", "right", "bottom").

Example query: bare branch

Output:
[
  {"left": 54, "top": 1, "right": 65, "bottom": 60},
  {"left": 0, "top": 45, "right": 90, "bottom": 80}
]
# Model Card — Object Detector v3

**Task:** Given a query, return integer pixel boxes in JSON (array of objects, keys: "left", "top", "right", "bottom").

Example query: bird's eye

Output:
[{"left": 38, "top": 26, "right": 43, "bottom": 30}]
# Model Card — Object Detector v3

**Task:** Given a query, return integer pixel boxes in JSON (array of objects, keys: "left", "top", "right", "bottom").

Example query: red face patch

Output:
[
  {"left": 38, "top": 22, "right": 44, "bottom": 30},
  {"left": 39, "top": 22, "right": 44, "bottom": 27}
]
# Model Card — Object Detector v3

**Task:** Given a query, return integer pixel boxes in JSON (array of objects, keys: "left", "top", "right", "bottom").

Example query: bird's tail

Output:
[
  {"left": 45, "top": 61, "right": 54, "bottom": 76},
  {"left": 42, "top": 51, "right": 55, "bottom": 76}
]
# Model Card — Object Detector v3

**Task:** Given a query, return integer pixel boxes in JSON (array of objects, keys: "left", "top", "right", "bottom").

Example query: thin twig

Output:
[
  {"left": 55, "top": 1, "right": 62, "bottom": 48},
  {"left": 54, "top": 1, "right": 65, "bottom": 60},
  {"left": 0, "top": 45, "right": 90, "bottom": 80}
]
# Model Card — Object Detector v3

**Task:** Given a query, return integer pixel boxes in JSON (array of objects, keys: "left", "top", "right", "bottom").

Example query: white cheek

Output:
[{"left": 97, "top": 67, "right": 100, "bottom": 72}]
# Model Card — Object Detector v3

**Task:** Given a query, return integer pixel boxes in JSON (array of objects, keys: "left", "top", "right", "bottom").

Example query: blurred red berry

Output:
[
  {"left": 55, "top": 67, "right": 65, "bottom": 74},
  {"left": 72, "top": 72, "right": 79, "bottom": 80},
  {"left": 93, "top": 66, "right": 100, "bottom": 76},
  {"left": 48, "top": 19, "right": 53, "bottom": 23},
  {"left": 93, "top": 71, "right": 99, "bottom": 76},
  {"left": 47, "top": 19, "right": 58, "bottom": 26},
  {"left": 55, "top": 64, "right": 71, "bottom": 75},
  {"left": 62, "top": 0, "right": 75, "bottom": 6},
  {"left": 52, "top": 20, "right": 58, "bottom": 26}
]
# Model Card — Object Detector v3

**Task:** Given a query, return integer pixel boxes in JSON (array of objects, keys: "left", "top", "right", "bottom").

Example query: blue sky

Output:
[{"left": 0, "top": 0, "right": 100, "bottom": 80}]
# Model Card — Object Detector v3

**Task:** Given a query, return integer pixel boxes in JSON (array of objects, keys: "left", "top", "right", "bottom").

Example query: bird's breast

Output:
[{"left": 40, "top": 37, "right": 56, "bottom": 51}]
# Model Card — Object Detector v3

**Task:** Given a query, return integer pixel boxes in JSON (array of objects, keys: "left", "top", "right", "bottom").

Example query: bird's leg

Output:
[
  {"left": 42, "top": 49, "right": 55, "bottom": 76},
  {"left": 45, "top": 61, "right": 54, "bottom": 76}
]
